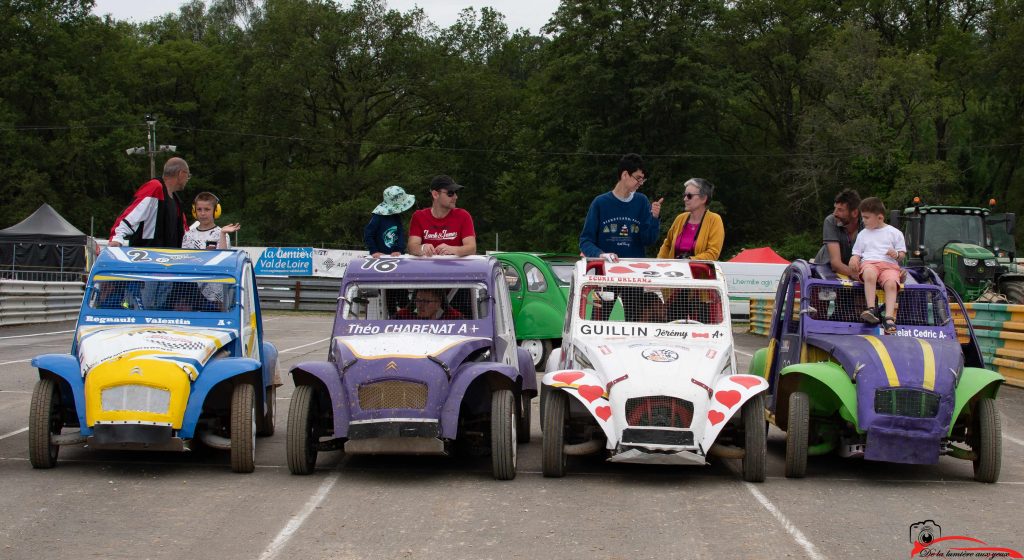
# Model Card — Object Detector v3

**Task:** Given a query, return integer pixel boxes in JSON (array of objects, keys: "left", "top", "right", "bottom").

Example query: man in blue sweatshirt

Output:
[
  {"left": 579, "top": 153, "right": 662, "bottom": 260},
  {"left": 579, "top": 153, "right": 663, "bottom": 321}
]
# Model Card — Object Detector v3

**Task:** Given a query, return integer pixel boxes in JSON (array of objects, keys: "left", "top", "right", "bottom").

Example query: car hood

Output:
[
  {"left": 76, "top": 325, "right": 236, "bottom": 380},
  {"left": 333, "top": 333, "right": 492, "bottom": 365},
  {"left": 806, "top": 333, "right": 960, "bottom": 463},
  {"left": 575, "top": 337, "right": 732, "bottom": 389}
]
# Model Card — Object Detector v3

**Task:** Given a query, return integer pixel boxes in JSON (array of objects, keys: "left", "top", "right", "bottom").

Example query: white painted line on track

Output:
[
  {"left": 0, "top": 329, "right": 74, "bottom": 340},
  {"left": 734, "top": 349, "right": 753, "bottom": 357},
  {"left": 1004, "top": 433, "right": 1024, "bottom": 448},
  {"left": 280, "top": 338, "right": 330, "bottom": 353},
  {"left": 0, "top": 427, "right": 28, "bottom": 440},
  {"left": 743, "top": 482, "right": 827, "bottom": 560},
  {"left": 259, "top": 472, "right": 341, "bottom": 560},
  {"left": 0, "top": 359, "right": 31, "bottom": 366}
]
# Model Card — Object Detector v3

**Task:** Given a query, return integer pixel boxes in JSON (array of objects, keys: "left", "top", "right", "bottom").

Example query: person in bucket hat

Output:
[{"left": 364, "top": 185, "right": 415, "bottom": 257}]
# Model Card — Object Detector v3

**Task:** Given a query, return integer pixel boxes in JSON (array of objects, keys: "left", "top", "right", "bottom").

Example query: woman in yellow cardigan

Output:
[{"left": 657, "top": 178, "right": 724, "bottom": 260}]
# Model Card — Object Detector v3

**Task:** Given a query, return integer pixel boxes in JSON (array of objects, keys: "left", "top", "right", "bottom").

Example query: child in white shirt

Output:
[
  {"left": 849, "top": 197, "right": 906, "bottom": 334},
  {"left": 181, "top": 192, "right": 240, "bottom": 250}
]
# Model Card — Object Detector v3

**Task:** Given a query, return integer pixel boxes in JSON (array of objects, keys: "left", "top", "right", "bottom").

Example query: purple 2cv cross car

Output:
[{"left": 286, "top": 256, "right": 538, "bottom": 480}]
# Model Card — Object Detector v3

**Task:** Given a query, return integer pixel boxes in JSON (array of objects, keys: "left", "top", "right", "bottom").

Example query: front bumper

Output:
[
  {"left": 344, "top": 419, "right": 445, "bottom": 455},
  {"left": 87, "top": 422, "right": 186, "bottom": 452}
]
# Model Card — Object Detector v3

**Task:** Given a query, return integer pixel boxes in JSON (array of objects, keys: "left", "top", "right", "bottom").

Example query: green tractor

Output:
[{"left": 891, "top": 199, "right": 1024, "bottom": 303}]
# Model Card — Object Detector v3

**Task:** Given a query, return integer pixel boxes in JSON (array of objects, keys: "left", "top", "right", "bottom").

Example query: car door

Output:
[
  {"left": 241, "top": 263, "right": 259, "bottom": 361},
  {"left": 492, "top": 270, "right": 517, "bottom": 366},
  {"left": 501, "top": 262, "right": 525, "bottom": 321}
]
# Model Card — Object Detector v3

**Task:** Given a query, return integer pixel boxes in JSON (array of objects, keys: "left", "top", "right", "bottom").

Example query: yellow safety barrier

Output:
[
  {"left": 749, "top": 297, "right": 774, "bottom": 337},
  {"left": 952, "top": 303, "right": 1024, "bottom": 389}
]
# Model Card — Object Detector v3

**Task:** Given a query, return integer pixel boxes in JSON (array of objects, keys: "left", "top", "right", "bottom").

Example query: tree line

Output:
[{"left": 2, "top": 0, "right": 1022, "bottom": 259}]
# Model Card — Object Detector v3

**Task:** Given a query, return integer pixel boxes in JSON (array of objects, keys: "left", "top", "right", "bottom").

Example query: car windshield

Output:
[
  {"left": 807, "top": 284, "right": 950, "bottom": 326},
  {"left": 89, "top": 278, "right": 235, "bottom": 312},
  {"left": 578, "top": 283, "right": 724, "bottom": 325},
  {"left": 921, "top": 213, "right": 985, "bottom": 266},
  {"left": 342, "top": 283, "right": 490, "bottom": 321}
]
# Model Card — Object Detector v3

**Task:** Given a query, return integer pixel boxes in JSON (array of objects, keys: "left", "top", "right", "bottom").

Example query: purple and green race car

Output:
[{"left": 749, "top": 260, "right": 1003, "bottom": 481}]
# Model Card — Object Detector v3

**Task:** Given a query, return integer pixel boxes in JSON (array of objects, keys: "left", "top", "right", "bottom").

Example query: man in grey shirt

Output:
[{"left": 813, "top": 189, "right": 863, "bottom": 277}]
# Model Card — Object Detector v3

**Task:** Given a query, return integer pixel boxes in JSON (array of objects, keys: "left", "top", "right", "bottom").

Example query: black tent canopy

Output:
[{"left": 0, "top": 204, "right": 88, "bottom": 272}]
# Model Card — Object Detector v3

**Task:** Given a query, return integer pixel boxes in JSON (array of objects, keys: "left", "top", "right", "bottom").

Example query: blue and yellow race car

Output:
[{"left": 29, "top": 247, "right": 279, "bottom": 473}]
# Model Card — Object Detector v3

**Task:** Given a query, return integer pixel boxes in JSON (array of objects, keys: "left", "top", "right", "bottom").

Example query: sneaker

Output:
[{"left": 861, "top": 308, "right": 881, "bottom": 324}]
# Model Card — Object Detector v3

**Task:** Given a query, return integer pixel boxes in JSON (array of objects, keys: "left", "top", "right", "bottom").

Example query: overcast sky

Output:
[{"left": 91, "top": 0, "right": 561, "bottom": 34}]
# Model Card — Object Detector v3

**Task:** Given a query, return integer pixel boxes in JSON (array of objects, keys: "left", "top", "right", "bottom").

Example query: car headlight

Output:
[
  {"left": 101, "top": 385, "right": 171, "bottom": 414},
  {"left": 985, "top": 259, "right": 997, "bottom": 267},
  {"left": 962, "top": 258, "right": 978, "bottom": 267}
]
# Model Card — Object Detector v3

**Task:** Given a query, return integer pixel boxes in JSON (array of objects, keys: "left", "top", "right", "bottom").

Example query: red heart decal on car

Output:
[
  {"left": 630, "top": 262, "right": 650, "bottom": 269},
  {"left": 607, "top": 266, "right": 634, "bottom": 274},
  {"left": 577, "top": 384, "right": 604, "bottom": 403},
  {"left": 553, "top": 371, "right": 584, "bottom": 385},
  {"left": 715, "top": 390, "right": 741, "bottom": 409},
  {"left": 707, "top": 410, "right": 725, "bottom": 425},
  {"left": 730, "top": 375, "right": 762, "bottom": 389},
  {"left": 595, "top": 406, "right": 612, "bottom": 421},
  {"left": 656, "top": 263, "right": 672, "bottom": 267}
]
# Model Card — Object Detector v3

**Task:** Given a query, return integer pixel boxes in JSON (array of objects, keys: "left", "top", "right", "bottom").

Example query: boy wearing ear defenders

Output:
[{"left": 181, "top": 191, "right": 240, "bottom": 250}]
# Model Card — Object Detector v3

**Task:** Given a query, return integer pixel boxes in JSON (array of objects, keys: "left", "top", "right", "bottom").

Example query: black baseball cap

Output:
[{"left": 430, "top": 175, "right": 464, "bottom": 192}]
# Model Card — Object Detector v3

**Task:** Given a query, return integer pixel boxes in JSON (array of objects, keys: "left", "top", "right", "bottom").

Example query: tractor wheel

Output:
[
  {"left": 28, "top": 378, "right": 62, "bottom": 469},
  {"left": 971, "top": 397, "right": 1001, "bottom": 483},
  {"left": 286, "top": 385, "right": 320, "bottom": 475},
  {"left": 490, "top": 389, "right": 517, "bottom": 480},
  {"left": 742, "top": 393, "right": 767, "bottom": 482},
  {"left": 785, "top": 392, "right": 809, "bottom": 478},
  {"left": 230, "top": 383, "right": 256, "bottom": 473},
  {"left": 542, "top": 390, "right": 568, "bottom": 478},
  {"left": 1002, "top": 281, "right": 1024, "bottom": 305}
]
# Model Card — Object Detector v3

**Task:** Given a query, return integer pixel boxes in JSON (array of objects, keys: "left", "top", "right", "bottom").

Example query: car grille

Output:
[
  {"left": 625, "top": 396, "right": 694, "bottom": 428},
  {"left": 101, "top": 385, "right": 171, "bottom": 414},
  {"left": 874, "top": 388, "right": 940, "bottom": 418},
  {"left": 358, "top": 381, "right": 428, "bottom": 410}
]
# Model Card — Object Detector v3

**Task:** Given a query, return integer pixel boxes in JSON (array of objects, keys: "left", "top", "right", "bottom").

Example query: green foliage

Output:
[{"left": 2, "top": 0, "right": 1023, "bottom": 256}]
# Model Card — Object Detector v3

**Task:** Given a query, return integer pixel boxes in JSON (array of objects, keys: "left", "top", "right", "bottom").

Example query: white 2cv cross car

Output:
[{"left": 541, "top": 258, "right": 767, "bottom": 481}]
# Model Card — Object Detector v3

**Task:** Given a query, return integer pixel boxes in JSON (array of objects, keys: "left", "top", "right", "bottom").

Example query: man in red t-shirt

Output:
[{"left": 407, "top": 175, "right": 477, "bottom": 257}]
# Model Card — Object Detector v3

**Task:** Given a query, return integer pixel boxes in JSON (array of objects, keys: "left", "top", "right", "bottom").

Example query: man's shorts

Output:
[{"left": 861, "top": 261, "right": 901, "bottom": 286}]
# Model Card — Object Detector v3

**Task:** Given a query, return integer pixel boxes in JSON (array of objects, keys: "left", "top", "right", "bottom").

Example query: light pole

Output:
[{"left": 125, "top": 115, "right": 176, "bottom": 177}]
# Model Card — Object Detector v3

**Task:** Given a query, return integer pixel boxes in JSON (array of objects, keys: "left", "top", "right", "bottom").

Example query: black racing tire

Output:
[
  {"left": 230, "top": 383, "right": 256, "bottom": 473},
  {"left": 286, "top": 385, "right": 320, "bottom": 475},
  {"left": 256, "top": 384, "right": 276, "bottom": 437},
  {"left": 539, "top": 384, "right": 550, "bottom": 431},
  {"left": 517, "top": 392, "right": 532, "bottom": 444},
  {"left": 491, "top": 389, "right": 517, "bottom": 480},
  {"left": 972, "top": 397, "right": 1001, "bottom": 483},
  {"left": 785, "top": 391, "right": 809, "bottom": 479},
  {"left": 28, "top": 378, "right": 61, "bottom": 469},
  {"left": 742, "top": 392, "right": 767, "bottom": 483},
  {"left": 542, "top": 389, "right": 568, "bottom": 478}
]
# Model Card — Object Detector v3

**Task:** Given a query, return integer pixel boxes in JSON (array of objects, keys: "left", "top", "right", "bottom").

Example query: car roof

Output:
[
  {"left": 93, "top": 247, "right": 248, "bottom": 277},
  {"left": 575, "top": 258, "right": 726, "bottom": 286},
  {"left": 344, "top": 255, "right": 498, "bottom": 283}
]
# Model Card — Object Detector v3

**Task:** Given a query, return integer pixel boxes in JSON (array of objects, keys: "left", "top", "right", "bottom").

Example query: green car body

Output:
[{"left": 493, "top": 252, "right": 576, "bottom": 368}]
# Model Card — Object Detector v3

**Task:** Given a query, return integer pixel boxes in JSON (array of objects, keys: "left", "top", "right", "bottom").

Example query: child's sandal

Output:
[{"left": 882, "top": 316, "right": 897, "bottom": 334}]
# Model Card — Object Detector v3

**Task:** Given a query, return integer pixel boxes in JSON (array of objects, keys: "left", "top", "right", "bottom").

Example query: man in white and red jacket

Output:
[{"left": 109, "top": 157, "right": 191, "bottom": 248}]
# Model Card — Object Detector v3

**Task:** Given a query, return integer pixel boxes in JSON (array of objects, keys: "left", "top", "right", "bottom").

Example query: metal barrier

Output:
[
  {"left": 0, "top": 279, "right": 83, "bottom": 326},
  {"left": 256, "top": 276, "right": 342, "bottom": 312},
  {"left": 952, "top": 302, "right": 1024, "bottom": 388}
]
